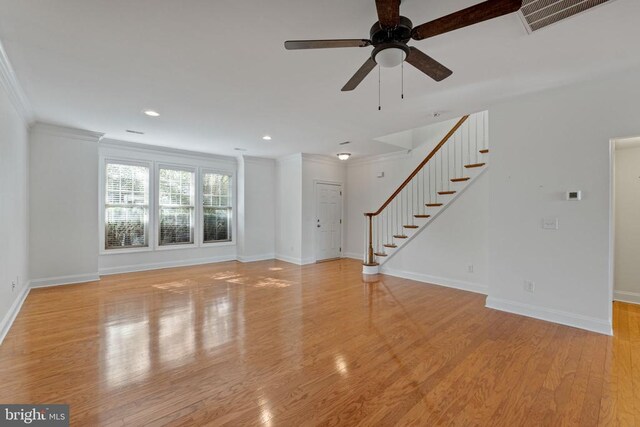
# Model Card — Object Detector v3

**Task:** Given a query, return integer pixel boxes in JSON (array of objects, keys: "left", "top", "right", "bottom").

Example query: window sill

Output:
[
  {"left": 100, "top": 247, "right": 153, "bottom": 256},
  {"left": 201, "top": 240, "right": 236, "bottom": 248},
  {"left": 155, "top": 243, "right": 198, "bottom": 251}
]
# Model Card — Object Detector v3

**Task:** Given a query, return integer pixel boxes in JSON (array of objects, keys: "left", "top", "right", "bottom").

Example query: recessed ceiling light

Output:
[
  {"left": 337, "top": 153, "right": 351, "bottom": 161},
  {"left": 262, "top": 135, "right": 272, "bottom": 141},
  {"left": 143, "top": 110, "right": 160, "bottom": 117}
]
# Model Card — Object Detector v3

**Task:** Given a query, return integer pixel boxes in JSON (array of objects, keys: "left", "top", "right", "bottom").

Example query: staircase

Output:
[{"left": 362, "top": 111, "right": 489, "bottom": 274}]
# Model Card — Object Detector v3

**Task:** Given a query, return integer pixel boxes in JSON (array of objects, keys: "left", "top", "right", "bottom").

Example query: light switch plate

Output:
[{"left": 542, "top": 218, "right": 559, "bottom": 230}]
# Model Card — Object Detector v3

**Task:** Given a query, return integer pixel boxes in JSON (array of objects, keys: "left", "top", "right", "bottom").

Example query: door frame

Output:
[{"left": 313, "top": 180, "right": 344, "bottom": 263}]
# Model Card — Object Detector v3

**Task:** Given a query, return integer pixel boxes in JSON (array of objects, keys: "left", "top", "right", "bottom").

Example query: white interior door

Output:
[{"left": 315, "top": 183, "right": 342, "bottom": 261}]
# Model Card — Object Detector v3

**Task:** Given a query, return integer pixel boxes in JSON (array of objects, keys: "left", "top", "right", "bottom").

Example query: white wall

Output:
[
  {"left": 98, "top": 139, "right": 238, "bottom": 275},
  {"left": 0, "top": 81, "right": 29, "bottom": 339},
  {"left": 383, "top": 172, "right": 489, "bottom": 294},
  {"left": 486, "top": 65, "right": 640, "bottom": 335},
  {"left": 275, "top": 153, "right": 346, "bottom": 264},
  {"left": 29, "top": 124, "right": 101, "bottom": 286},
  {"left": 614, "top": 144, "right": 640, "bottom": 304},
  {"left": 301, "top": 155, "right": 346, "bottom": 263},
  {"left": 237, "top": 156, "right": 276, "bottom": 262},
  {"left": 275, "top": 154, "right": 302, "bottom": 263}
]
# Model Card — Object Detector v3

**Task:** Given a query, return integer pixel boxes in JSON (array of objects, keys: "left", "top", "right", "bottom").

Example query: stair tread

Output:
[
  {"left": 479, "top": 149, "right": 489, "bottom": 154},
  {"left": 403, "top": 225, "right": 419, "bottom": 229},
  {"left": 393, "top": 235, "right": 408, "bottom": 239},
  {"left": 383, "top": 244, "right": 398, "bottom": 248},
  {"left": 438, "top": 191, "right": 456, "bottom": 195},
  {"left": 451, "top": 177, "right": 471, "bottom": 182},
  {"left": 426, "top": 203, "right": 443, "bottom": 207},
  {"left": 414, "top": 214, "right": 431, "bottom": 218},
  {"left": 374, "top": 252, "right": 387, "bottom": 257},
  {"left": 465, "top": 163, "right": 486, "bottom": 168}
]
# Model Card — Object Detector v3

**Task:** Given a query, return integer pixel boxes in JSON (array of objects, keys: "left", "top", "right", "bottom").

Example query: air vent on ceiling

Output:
[
  {"left": 520, "top": 0, "right": 616, "bottom": 32},
  {"left": 126, "top": 129, "right": 145, "bottom": 135},
  {"left": 339, "top": 141, "right": 351, "bottom": 146}
]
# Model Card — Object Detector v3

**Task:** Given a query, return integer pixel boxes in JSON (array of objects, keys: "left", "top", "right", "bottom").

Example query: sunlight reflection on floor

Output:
[
  {"left": 253, "top": 278, "right": 293, "bottom": 289},
  {"left": 152, "top": 279, "right": 198, "bottom": 293}
]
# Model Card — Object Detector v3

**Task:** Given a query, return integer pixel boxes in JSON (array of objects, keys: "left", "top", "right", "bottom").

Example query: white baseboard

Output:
[
  {"left": 614, "top": 290, "right": 640, "bottom": 305},
  {"left": 30, "top": 273, "right": 100, "bottom": 288},
  {"left": 0, "top": 283, "right": 30, "bottom": 346},
  {"left": 275, "top": 254, "right": 301, "bottom": 265},
  {"left": 485, "top": 296, "right": 612, "bottom": 336},
  {"left": 275, "top": 254, "right": 315, "bottom": 265},
  {"left": 99, "top": 255, "right": 237, "bottom": 276},
  {"left": 237, "top": 253, "right": 275, "bottom": 263},
  {"left": 343, "top": 252, "right": 363, "bottom": 261},
  {"left": 381, "top": 267, "right": 489, "bottom": 295}
]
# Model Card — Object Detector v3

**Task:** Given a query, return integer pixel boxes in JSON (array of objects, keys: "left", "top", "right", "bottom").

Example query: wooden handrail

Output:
[{"left": 365, "top": 115, "right": 469, "bottom": 217}]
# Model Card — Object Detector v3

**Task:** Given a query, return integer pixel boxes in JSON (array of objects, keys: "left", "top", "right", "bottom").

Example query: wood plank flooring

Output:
[{"left": 0, "top": 259, "right": 638, "bottom": 426}]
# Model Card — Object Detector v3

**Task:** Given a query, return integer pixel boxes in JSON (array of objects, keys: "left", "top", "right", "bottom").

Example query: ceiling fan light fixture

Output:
[
  {"left": 337, "top": 153, "right": 351, "bottom": 161},
  {"left": 374, "top": 46, "right": 407, "bottom": 68}
]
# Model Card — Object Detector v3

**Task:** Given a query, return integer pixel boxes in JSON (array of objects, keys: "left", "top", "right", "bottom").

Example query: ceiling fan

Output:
[{"left": 284, "top": 0, "right": 523, "bottom": 91}]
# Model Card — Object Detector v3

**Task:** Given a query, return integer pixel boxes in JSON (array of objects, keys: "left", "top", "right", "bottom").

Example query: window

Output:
[
  {"left": 105, "top": 163, "right": 149, "bottom": 250},
  {"left": 202, "top": 172, "right": 232, "bottom": 243},
  {"left": 158, "top": 168, "right": 195, "bottom": 246}
]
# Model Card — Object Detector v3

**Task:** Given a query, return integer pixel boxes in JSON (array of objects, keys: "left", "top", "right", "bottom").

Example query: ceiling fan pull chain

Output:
[
  {"left": 401, "top": 61, "right": 404, "bottom": 100},
  {"left": 378, "top": 65, "right": 382, "bottom": 111}
]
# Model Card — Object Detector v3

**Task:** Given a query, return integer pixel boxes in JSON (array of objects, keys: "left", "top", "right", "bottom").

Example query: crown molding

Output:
[
  {"left": 301, "top": 153, "right": 346, "bottom": 167},
  {"left": 30, "top": 122, "right": 104, "bottom": 142},
  {"left": 0, "top": 40, "right": 34, "bottom": 125},
  {"left": 347, "top": 149, "right": 411, "bottom": 166},
  {"left": 276, "top": 153, "right": 302, "bottom": 164},
  {"left": 100, "top": 137, "right": 237, "bottom": 164},
  {"left": 242, "top": 155, "right": 276, "bottom": 166}
]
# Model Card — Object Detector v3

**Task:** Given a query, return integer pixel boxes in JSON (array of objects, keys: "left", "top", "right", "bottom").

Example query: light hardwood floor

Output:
[{"left": 0, "top": 259, "right": 638, "bottom": 426}]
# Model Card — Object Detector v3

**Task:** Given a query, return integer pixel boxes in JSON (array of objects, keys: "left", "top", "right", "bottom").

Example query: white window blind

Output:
[
  {"left": 105, "top": 163, "right": 149, "bottom": 250},
  {"left": 159, "top": 168, "right": 195, "bottom": 245},
  {"left": 202, "top": 172, "right": 232, "bottom": 243}
]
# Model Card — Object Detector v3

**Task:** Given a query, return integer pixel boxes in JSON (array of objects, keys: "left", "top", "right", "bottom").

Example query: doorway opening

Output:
[{"left": 612, "top": 136, "right": 640, "bottom": 306}]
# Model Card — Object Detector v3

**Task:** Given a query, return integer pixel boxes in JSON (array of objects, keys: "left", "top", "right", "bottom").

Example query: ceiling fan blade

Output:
[
  {"left": 375, "top": 0, "right": 401, "bottom": 28},
  {"left": 411, "top": 0, "right": 522, "bottom": 40},
  {"left": 342, "top": 57, "right": 377, "bottom": 92},
  {"left": 284, "top": 39, "right": 371, "bottom": 50},
  {"left": 405, "top": 47, "right": 452, "bottom": 82}
]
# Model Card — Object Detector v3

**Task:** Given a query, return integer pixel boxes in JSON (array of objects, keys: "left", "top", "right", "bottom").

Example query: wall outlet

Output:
[
  {"left": 524, "top": 280, "right": 535, "bottom": 293},
  {"left": 11, "top": 280, "right": 16, "bottom": 292},
  {"left": 468, "top": 265, "right": 474, "bottom": 273}
]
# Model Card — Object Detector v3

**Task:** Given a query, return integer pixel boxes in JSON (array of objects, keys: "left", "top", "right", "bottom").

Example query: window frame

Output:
[
  {"left": 99, "top": 153, "right": 236, "bottom": 256},
  {"left": 200, "top": 169, "right": 234, "bottom": 246},
  {"left": 155, "top": 163, "right": 198, "bottom": 250},
  {"left": 100, "top": 157, "right": 154, "bottom": 255}
]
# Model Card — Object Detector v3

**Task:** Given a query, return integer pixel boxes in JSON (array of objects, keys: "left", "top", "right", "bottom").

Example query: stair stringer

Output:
[{"left": 377, "top": 166, "right": 489, "bottom": 267}]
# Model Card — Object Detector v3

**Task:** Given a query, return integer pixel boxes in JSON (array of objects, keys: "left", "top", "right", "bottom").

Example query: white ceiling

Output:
[{"left": 0, "top": 0, "right": 639, "bottom": 159}]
